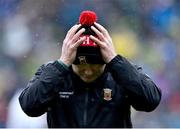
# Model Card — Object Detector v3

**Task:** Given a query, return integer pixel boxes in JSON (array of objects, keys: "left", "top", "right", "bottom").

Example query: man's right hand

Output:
[{"left": 59, "top": 24, "right": 86, "bottom": 66}]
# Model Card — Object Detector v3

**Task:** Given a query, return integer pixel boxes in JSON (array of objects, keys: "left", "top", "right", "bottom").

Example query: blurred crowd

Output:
[{"left": 0, "top": 0, "right": 180, "bottom": 127}]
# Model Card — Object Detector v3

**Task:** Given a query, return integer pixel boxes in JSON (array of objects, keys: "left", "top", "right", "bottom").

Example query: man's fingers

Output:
[
  {"left": 71, "top": 28, "right": 85, "bottom": 42},
  {"left": 72, "top": 36, "right": 86, "bottom": 49},
  {"left": 94, "top": 22, "right": 109, "bottom": 37},
  {"left": 66, "top": 24, "right": 81, "bottom": 39},
  {"left": 66, "top": 24, "right": 79, "bottom": 36},
  {"left": 70, "top": 24, "right": 81, "bottom": 38},
  {"left": 90, "top": 35, "right": 105, "bottom": 48},
  {"left": 91, "top": 26, "right": 105, "bottom": 41}
]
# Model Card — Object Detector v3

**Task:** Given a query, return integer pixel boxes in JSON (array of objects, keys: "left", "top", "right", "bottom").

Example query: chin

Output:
[{"left": 82, "top": 78, "right": 96, "bottom": 83}]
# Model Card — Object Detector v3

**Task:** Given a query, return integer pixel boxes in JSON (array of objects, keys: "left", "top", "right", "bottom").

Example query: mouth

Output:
[
  {"left": 82, "top": 76, "right": 95, "bottom": 81},
  {"left": 84, "top": 76, "right": 93, "bottom": 79}
]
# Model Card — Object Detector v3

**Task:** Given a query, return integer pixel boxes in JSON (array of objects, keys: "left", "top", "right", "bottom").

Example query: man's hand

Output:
[
  {"left": 60, "top": 24, "right": 86, "bottom": 66},
  {"left": 90, "top": 22, "right": 117, "bottom": 63}
]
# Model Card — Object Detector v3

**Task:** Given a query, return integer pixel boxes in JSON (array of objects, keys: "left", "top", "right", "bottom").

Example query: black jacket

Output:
[{"left": 19, "top": 55, "right": 161, "bottom": 128}]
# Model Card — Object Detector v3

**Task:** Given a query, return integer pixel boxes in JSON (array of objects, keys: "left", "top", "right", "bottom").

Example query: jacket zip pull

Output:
[{"left": 83, "top": 87, "right": 89, "bottom": 127}]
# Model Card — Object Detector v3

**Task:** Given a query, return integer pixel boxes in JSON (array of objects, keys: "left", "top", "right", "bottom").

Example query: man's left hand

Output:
[{"left": 90, "top": 22, "right": 117, "bottom": 63}]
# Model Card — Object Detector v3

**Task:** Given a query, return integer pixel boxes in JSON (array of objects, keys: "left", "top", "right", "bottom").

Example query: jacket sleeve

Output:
[
  {"left": 19, "top": 61, "right": 72, "bottom": 117},
  {"left": 106, "top": 55, "right": 162, "bottom": 112}
]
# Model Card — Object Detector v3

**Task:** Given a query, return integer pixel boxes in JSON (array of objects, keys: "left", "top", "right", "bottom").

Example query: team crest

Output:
[
  {"left": 103, "top": 88, "right": 112, "bottom": 101},
  {"left": 78, "top": 56, "right": 87, "bottom": 64}
]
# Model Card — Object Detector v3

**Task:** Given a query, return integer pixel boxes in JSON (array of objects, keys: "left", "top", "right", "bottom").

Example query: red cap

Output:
[{"left": 74, "top": 11, "right": 104, "bottom": 64}]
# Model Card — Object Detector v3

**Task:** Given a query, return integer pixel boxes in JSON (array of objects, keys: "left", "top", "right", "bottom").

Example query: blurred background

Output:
[{"left": 0, "top": 0, "right": 180, "bottom": 127}]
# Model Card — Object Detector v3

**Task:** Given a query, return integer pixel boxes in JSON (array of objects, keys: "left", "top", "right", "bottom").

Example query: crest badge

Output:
[
  {"left": 103, "top": 88, "right": 112, "bottom": 101},
  {"left": 78, "top": 56, "right": 87, "bottom": 64}
]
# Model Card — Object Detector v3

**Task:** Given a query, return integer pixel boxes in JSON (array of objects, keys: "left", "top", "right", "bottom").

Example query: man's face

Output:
[{"left": 72, "top": 64, "right": 105, "bottom": 83}]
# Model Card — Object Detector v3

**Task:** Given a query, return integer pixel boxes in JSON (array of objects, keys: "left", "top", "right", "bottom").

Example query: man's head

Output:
[{"left": 72, "top": 10, "right": 106, "bottom": 83}]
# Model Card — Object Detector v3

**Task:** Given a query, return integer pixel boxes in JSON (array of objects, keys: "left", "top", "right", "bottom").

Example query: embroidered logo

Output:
[
  {"left": 78, "top": 56, "right": 87, "bottom": 64},
  {"left": 79, "top": 35, "right": 97, "bottom": 47},
  {"left": 59, "top": 91, "right": 74, "bottom": 99},
  {"left": 103, "top": 88, "right": 112, "bottom": 101}
]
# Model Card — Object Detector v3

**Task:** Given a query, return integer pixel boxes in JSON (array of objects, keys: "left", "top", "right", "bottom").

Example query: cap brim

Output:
[{"left": 73, "top": 53, "right": 105, "bottom": 64}]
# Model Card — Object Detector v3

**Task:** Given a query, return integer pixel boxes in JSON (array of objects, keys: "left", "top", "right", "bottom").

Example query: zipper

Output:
[{"left": 83, "top": 87, "right": 89, "bottom": 127}]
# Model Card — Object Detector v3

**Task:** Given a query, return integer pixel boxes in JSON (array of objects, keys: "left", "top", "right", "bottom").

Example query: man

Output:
[{"left": 19, "top": 11, "right": 161, "bottom": 128}]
